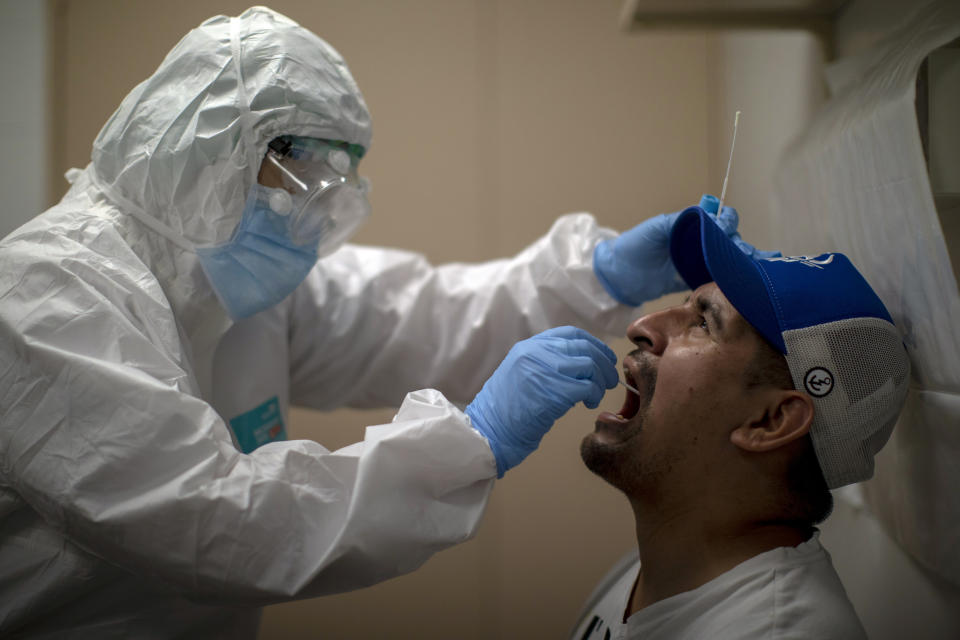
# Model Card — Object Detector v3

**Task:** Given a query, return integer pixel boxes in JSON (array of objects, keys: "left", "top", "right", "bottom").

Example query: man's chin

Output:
[{"left": 580, "top": 433, "right": 624, "bottom": 485}]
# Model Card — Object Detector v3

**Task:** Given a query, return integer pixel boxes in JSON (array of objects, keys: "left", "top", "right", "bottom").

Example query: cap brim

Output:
[{"left": 670, "top": 207, "right": 786, "bottom": 352}]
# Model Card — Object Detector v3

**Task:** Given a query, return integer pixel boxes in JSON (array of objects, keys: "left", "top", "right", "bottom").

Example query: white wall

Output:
[
  {"left": 704, "top": 29, "right": 826, "bottom": 251},
  {"left": 0, "top": 0, "right": 49, "bottom": 239}
]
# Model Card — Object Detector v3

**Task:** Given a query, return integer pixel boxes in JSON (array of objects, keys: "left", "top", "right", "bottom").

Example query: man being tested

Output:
[{"left": 573, "top": 206, "right": 911, "bottom": 639}]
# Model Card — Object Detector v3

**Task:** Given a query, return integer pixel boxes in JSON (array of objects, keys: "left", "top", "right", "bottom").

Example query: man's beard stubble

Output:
[{"left": 579, "top": 350, "right": 657, "bottom": 493}]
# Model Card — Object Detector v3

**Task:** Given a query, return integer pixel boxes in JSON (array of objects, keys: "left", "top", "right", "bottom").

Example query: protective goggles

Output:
[{"left": 263, "top": 136, "right": 371, "bottom": 250}]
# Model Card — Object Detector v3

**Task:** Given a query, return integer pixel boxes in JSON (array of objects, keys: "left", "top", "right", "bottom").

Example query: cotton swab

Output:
[
  {"left": 716, "top": 110, "right": 741, "bottom": 217},
  {"left": 619, "top": 378, "right": 641, "bottom": 396}
]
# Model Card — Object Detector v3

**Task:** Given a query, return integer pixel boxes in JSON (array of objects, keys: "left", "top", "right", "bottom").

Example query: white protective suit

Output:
[{"left": 0, "top": 7, "right": 634, "bottom": 638}]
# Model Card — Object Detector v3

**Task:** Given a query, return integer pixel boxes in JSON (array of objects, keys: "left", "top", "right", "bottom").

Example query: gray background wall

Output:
[{"left": 0, "top": 0, "right": 49, "bottom": 239}]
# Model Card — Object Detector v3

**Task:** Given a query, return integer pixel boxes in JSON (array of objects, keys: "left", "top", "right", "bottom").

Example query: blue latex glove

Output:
[
  {"left": 465, "top": 326, "right": 618, "bottom": 477},
  {"left": 593, "top": 194, "right": 781, "bottom": 306}
]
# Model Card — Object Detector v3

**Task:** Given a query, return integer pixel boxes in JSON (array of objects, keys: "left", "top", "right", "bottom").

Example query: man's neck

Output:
[{"left": 626, "top": 502, "right": 811, "bottom": 618}]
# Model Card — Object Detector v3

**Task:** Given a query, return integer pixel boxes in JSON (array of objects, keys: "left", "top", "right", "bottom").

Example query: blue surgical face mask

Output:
[
  {"left": 196, "top": 184, "right": 322, "bottom": 320},
  {"left": 197, "top": 136, "right": 371, "bottom": 320}
]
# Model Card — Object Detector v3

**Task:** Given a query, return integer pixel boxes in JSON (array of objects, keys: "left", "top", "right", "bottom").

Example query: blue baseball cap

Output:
[{"left": 669, "top": 206, "right": 910, "bottom": 489}]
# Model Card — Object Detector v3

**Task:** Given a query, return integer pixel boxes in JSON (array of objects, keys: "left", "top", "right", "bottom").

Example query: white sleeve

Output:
[
  {"left": 288, "top": 212, "right": 638, "bottom": 409},
  {"left": 5, "top": 354, "right": 495, "bottom": 603},
  {"left": 0, "top": 255, "right": 495, "bottom": 604}
]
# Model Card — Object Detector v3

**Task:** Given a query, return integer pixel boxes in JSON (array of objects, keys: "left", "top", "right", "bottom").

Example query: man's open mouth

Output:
[{"left": 618, "top": 369, "right": 641, "bottom": 420}]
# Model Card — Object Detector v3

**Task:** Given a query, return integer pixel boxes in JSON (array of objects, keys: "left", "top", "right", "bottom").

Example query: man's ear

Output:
[{"left": 730, "top": 391, "right": 814, "bottom": 452}]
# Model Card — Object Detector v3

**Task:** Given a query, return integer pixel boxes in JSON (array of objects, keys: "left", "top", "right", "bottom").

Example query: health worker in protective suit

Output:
[{"left": 0, "top": 7, "right": 767, "bottom": 638}]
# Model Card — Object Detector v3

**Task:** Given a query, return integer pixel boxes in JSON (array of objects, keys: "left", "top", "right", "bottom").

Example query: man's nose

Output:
[{"left": 627, "top": 308, "right": 675, "bottom": 356}]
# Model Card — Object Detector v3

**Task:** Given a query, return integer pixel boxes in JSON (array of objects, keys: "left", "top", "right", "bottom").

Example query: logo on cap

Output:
[
  {"left": 764, "top": 255, "right": 836, "bottom": 269},
  {"left": 804, "top": 368, "right": 834, "bottom": 397}
]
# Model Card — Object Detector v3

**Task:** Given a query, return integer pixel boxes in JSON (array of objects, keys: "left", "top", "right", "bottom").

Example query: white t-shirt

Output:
[{"left": 571, "top": 533, "right": 866, "bottom": 640}]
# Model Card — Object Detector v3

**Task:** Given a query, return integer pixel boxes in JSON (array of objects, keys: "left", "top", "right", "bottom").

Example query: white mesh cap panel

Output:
[{"left": 783, "top": 317, "right": 911, "bottom": 489}]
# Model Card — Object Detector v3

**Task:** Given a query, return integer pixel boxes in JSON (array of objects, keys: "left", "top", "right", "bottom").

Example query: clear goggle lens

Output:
[
  {"left": 264, "top": 137, "right": 370, "bottom": 249},
  {"left": 294, "top": 183, "right": 370, "bottom": 251}
]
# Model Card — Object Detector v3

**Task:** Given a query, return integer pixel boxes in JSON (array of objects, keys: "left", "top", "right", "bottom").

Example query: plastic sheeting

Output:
[{"left": 772, "top": 0, "right": 960, "bottom": 584}]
